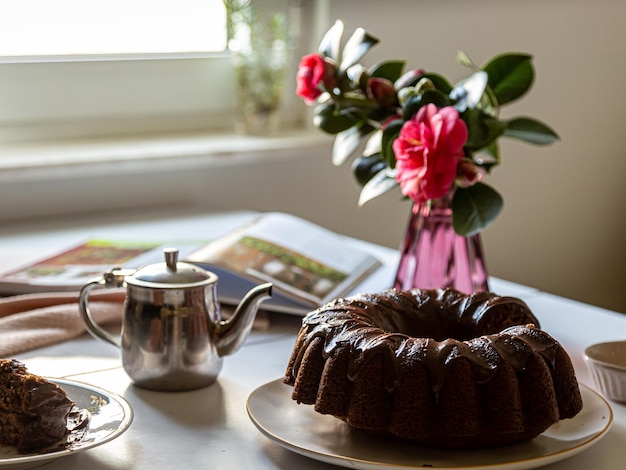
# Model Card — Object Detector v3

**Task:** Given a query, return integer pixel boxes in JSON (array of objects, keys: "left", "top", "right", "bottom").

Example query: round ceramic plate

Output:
[
  {"left": 247, "top": 379, "right": 612, "bottom": 470},
  {"left": 0, "top": 378, "right": 133, "bottom": 470}
]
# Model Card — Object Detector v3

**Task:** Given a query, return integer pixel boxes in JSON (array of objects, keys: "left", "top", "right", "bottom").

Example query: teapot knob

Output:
[{"left": 164, "top": 247, "right": 179, "bottom": 271}]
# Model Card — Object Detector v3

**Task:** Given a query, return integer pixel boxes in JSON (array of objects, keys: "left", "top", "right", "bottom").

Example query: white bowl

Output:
[{"left": 584, "top": 340, "right": 626, "bottom": 403}]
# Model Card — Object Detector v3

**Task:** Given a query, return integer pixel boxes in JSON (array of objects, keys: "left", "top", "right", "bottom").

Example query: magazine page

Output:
[
  {"left": 0, "top": 240, "right": 201, "bottom": 294},
  {"left": 184, "top": 212, "right": 383, "bottom": 309},
  {"left": 0, "top": 212, "right": 386, "bottom": 316}
]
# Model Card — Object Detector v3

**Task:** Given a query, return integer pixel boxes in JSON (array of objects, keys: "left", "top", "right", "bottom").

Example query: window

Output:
[
  {"left": 0, "top": 0, "right": 310, "bottom": 145},
  {"left": 0, "top": 0, "right": 227, "bottom": 59}
]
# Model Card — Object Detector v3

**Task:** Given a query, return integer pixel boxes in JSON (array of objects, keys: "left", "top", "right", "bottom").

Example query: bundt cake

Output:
[
  {"left": 284, "top": 288, "right": 583, "bottom": 449},
  {"left": 0, "top": 359, "right": 75, "bottom": 453}
]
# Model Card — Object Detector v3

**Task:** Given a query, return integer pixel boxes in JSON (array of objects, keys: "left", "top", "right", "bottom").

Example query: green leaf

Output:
[
  {"left": 503, "top": 117, "right": 560, "bottom": 145},
  {"left": 318, "top": 20, "right": 344, "bottom": 60},
  {"left": 381, "top": 119, "right": 403, "bottom": 168},
  {"left": 417, "top": 73, "right": 453, "bottom": 94},
  {"left": 420, "top": 89, "right": 451, "bottom": 108},
  {"left": 363, "top": 130, "right": 382, "bottom": 156},
  {"left": 462, "top": 108, "right": 507, "bottom": 150},
  {"left": 332, "top": 123, "right": 376, "bottom": 166},
  {"left": 339, "top": 27, "right": 380, "bottom": 73},
  {"left": 456, "top": 50, "right": 477, "bottom": 69},
  {"left": 351, "top": 153, "right": 388, "bottom": 186},
  {"left": 452, "top": 183, "right": 503, "bottom": 236},
  {"left": 482, "top": 53, "right": 534, "bottom": 106},
  {"left": 358, "top": 168, "right": 398, "bottom": 205},
  {"left": 313, "top": 102, "right": 361, "bottom": 134},
  {"left": 369, "top": 60, "right": 406, "bottom": 82},
  {"left": 450, "top": 71, "right": 488, "bottom": 112},
  {"left": 476, "top": 141, "right": 500, "bottom": 169},
  {"left": 402, "top": 89, "right": 451, "bottom": 120},
  {"left": 346, "top": 64, "right": 368, "bottom": 88}
]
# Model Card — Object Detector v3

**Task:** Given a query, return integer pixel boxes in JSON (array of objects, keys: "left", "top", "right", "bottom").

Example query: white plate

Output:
[
  {"left": 247, "top": 379, "right": 612, "bottom": 470},
  {"left": 0, "top": 378, "right": 133, "bottom": 470}
]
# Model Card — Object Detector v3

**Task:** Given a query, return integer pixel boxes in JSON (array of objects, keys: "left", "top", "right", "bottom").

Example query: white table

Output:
[{"left": 2, "top": 211, "right": 625, "bottom": 469}]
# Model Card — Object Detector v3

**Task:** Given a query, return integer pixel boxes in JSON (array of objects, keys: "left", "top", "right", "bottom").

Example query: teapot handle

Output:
[{"left": 78, "top": 269, "right": 132, "bottom": 348}]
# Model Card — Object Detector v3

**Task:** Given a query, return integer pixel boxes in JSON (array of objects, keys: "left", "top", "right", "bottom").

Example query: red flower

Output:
[
  {"left": 393, "top": 104, "right": 468, "bottom": 204},
  {"left": 296, "top": 53, "right": 335, "bottom": 104}
]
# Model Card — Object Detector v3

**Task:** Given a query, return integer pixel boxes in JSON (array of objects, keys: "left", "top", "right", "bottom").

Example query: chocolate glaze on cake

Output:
[
  {"left": 284, "top": 288, "right": 583, "bottom": 449},
  {"left": 0, "top": 359, "right": 75, "bottom": 453}
]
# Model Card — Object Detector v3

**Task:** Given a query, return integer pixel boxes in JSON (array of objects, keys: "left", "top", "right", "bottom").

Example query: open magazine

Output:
[{"left": 0, "top": 212, "right": 383, "bottom": 314}]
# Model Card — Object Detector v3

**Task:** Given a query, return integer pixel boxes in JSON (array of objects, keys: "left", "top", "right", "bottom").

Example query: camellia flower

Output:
[
  {"left": 393, "top": 104, "right": 468, "bottom": 204},
  {"left": 296, "top": 53, "right": 336, "bottom": 104}
]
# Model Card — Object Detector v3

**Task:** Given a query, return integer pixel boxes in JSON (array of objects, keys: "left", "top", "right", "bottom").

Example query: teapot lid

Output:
[{"left": 126, "top": 247, "right": 216, "bottom": 288}]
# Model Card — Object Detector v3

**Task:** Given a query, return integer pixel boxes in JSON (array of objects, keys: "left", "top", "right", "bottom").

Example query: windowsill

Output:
[
  {"left": 0, "top": 128, "right": 335, "bottom": 225},
  {"left": 0, "top": 129, "right": 328, "bottom": 183}
]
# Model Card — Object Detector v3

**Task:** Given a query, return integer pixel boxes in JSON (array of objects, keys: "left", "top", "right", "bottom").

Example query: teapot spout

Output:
[{"left": 215, "top": 282, "right": 273, "bottom": 357}]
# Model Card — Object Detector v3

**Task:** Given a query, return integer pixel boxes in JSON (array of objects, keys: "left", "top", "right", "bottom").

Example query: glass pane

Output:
[{"left": 0, "top": 0, "right": 227, "bottom": 57}]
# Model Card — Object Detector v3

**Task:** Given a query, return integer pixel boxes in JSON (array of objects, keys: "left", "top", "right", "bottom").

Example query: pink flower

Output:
[
  {"left": 296, "top": 53, "right": 335, "bottom": 104},
  {"left": 393, "top": 104, "right": 468, "bottom": 204}
]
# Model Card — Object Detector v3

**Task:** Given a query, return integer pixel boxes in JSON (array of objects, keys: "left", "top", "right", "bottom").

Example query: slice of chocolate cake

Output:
[{"left": 0, "top": 359, "right": 74, "bottom": 453}]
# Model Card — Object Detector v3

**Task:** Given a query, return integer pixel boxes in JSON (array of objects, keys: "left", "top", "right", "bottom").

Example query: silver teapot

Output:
[{"left": 79, "top": 247, "right": 272, "bottom": 392}]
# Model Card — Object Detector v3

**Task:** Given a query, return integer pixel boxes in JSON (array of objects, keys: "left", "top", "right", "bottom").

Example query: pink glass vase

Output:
[{"left": 393, "top": 192, "right": 490, "bottom": 294}]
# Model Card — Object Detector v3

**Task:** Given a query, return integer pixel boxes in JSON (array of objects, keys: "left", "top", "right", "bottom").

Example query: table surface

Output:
[{"left": 1, "top": 211, "right": 625, "bottom": 469}]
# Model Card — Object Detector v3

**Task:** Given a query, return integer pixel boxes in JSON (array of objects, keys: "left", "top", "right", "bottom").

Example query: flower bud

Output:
[
  {"left": 414, "top": 77, "right": 436, "bottom": 93},
  {"left": 367, "top": 77, "right": 398, "bottom": 108},
  {"left": 397, "top": 86, "right": 418, "bottom": 107},
  {"left": 456, "top": 158, "right": 486, "bottom": 188},
  {"left": 394, "top": 68, "right": 426, "bottom": 89},
  {"left": 321, "top": 57, "right": 338, "bottom": 91}
]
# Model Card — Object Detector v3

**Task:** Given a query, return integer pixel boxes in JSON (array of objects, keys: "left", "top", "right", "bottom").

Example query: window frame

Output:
[
  {"left": 0, "top": 53, "right": 241, "bottom": 143},
  {"left": 0, "top": 0, "right": 320, "bottom": 145}
]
